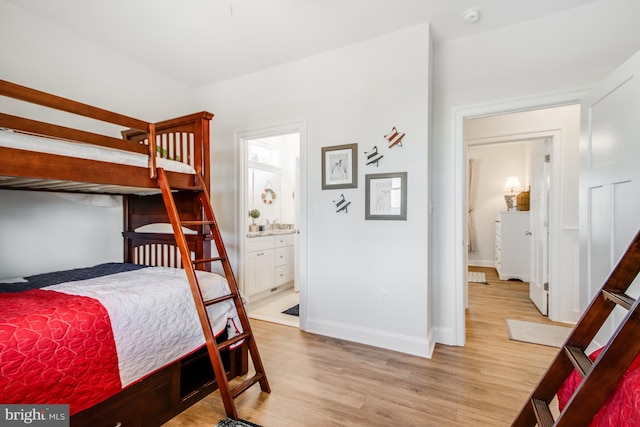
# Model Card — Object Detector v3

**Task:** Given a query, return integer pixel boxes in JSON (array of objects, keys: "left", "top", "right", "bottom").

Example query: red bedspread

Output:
[
  {"left": 558, "top": 347, "right": 640, "bottom": 426},
  {"left": 0, "top": 289, "right": 122, "bottom": 414}
]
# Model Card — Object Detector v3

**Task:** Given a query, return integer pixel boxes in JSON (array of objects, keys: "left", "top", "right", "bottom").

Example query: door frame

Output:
[
  {"left": 453, "top": 89, "right": 589, "bottom": 345},
  {"left": 235, "top": 120, "right": 308, "bottom": 329}
]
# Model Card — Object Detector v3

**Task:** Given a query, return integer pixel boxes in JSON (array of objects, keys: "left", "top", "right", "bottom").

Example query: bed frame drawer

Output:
[{"left": 71, "top": 367, "right": 173, "bottom": 427}]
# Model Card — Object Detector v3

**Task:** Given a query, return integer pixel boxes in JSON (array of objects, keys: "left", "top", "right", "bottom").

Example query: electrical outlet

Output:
[{"left": 380, "top": 289, "right": 389, "bottom": 304}]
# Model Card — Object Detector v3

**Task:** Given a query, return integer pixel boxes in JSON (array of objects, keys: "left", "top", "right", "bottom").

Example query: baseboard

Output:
[
  {"left": 498, "top": 272, "right": 530, "bottom": 282},
  {"left": 432, "top": 325, "right": 458, "bottom": 346},
  {"left": 305, "top": 317, "right": 433, "bottom": 358},
  {"left": 467, "top": 260, "right": 494, "bottom": 268}
]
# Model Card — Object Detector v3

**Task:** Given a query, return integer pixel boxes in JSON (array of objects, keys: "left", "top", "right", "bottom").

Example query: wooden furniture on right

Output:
[
  {"left": 513, "top": 229, "right": 640, "bottom": 426},
  {"left": 495, "top": 211, "right": 530, "bottom": 281}
]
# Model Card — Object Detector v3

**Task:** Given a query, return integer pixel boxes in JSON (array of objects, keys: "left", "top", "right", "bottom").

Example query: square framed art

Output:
[
  {"left": 321, "top": 143, "right": 358, "bottom": 190},
  {"left": 365, "top": 172, "right": 407, "bottom": 220}
]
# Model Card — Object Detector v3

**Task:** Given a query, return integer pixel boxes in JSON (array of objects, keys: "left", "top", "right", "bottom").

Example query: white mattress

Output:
[{"left": 0, "top": 127, "right": 195, "bottom": 174}]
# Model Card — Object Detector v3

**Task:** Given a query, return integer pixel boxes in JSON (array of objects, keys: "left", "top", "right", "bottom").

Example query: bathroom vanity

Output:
[{"left": 244, "top": 231, "right": 295, "bottom": 301}]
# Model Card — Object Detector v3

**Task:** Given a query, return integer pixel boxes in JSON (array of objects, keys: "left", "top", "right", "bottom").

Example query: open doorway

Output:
[
  {"left": 236, "top": 122, "right": 306, "bottom": 329},
  {"left": 458, "top": 102, "right": 581, "bottom": 343},
  {"left": 466, "top": 136, "right": 550, "bottom": 316}
]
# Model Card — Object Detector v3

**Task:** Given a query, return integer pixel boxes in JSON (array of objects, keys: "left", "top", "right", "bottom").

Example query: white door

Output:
[
  {"left": 580, "top": 49, "right": 640, "bottom": 341},
  {"left": 530, "top": 139, "right": 551, "bottom": 315}
]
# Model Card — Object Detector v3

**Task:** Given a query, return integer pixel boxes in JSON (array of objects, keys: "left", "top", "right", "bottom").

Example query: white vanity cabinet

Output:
[
  {"left": 244, "top": 233, "right": 295, "bottom": 299},
  {"left": 495, "top": 212, "right": 530, "bottom": 282}
]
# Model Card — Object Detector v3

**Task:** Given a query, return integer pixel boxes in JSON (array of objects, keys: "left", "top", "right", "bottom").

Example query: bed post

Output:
[{"left": 122, "top": 112, "right": 214, "bottom": 270}]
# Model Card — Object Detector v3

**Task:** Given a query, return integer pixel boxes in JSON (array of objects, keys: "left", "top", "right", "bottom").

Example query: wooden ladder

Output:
[
  {"left": 512, "top": 229, "right": 640, "bottom": 426},
  {"left": 157, "top": 168, "right": 270, "bottom": 420}
]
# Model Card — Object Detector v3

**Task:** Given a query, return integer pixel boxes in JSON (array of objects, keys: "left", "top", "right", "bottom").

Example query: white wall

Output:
[
  {"left": 0, "top": 1, "right": 196, "bottom": 122},
  {"left": 196, "top": 24, "right": 432, "bottom": 357},
  {"left": 0, "top": 191, "right": 123, "bottom": 278},
  {"left": 0, "top": 1, "right": 199, "bottom": 277},
  {"left": 467, "top": 142, "right": 529, "bottom": 267},
  {"left": 432, "top": 0, "right": 640, "bottom": 344}
]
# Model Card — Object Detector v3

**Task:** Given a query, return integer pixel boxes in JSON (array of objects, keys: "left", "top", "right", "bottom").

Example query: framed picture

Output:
[
  {"left": 321, "top": 143, "right": 358, "bottom": 190},
  {"left": 365, "top": 172, "right": 407, "bottom": 220}
]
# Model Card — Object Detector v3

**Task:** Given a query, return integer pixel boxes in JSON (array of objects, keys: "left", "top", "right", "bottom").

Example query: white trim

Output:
[
  {"left": 452, "top": 87, "right": 590, "bottom": 346},
  {"left": 235, "top": 120, "right": 309, "bottom": 330},
  {"left": 306, "top": 317, "right": 434, "bottom": 358}
]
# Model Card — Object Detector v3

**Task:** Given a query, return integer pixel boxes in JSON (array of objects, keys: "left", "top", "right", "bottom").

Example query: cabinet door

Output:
[
  {"left": 245, "top": 248, "right": 275, "bottom": 295},
  {"left": 254, "top": 249, "right": 275, "bottom": 292},
  {"left": 275, "top": 233, "right": 295, "bottom": 248},
  {"left": 275, "top": 247, "right": 287, "bottom": 267},
  {"left": 244, "top": 251, "right": 259, "bottom": 295},
  {"left": 275, "top": 265, "right": 288, "bottom": 286},
  {"left": 285, "top": 245, "right": 295, "bottom": 283}
]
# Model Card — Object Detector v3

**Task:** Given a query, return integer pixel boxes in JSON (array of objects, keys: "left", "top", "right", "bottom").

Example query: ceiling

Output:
[{"left": 6, "top": 0, "right": 601, "bottom": 88}]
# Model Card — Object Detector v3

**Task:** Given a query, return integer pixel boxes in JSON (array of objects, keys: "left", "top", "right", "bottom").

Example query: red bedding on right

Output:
[{"left": 558, "top": 347, "right": 640, "bottom": 426}]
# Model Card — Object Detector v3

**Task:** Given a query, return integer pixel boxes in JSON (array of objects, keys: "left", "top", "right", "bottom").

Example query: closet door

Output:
[{"left": 580, "top": 48, "right": 640, "bottom": 343}]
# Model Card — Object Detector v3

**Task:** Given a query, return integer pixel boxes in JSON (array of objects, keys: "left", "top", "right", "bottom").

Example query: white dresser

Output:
[{"left": 495, "top": 212, "right": 530, "bottom": 281}]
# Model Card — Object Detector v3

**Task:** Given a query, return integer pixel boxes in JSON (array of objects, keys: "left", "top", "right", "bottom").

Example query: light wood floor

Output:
[{"left": 163, "top": 267, "right": 567, "bottom": 426}]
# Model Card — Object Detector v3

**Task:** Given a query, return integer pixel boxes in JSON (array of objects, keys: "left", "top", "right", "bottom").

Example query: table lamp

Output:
[{"left": 503, "top": 176, "right": 522, "bottom": 211}]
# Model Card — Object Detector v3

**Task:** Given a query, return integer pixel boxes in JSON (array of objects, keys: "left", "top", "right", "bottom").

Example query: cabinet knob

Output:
[{"left": 525, "top": 231, "right": 532, "bottom": 236}]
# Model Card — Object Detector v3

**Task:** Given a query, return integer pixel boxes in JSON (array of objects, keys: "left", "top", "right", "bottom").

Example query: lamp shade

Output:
[{"left": 503, "top": 176, "right": 522, "bottom": 193}]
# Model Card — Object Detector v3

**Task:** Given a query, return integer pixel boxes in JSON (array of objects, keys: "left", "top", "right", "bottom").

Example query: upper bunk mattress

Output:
[{"left": 0, "top": 127, "right": 196, "bottom": 193}]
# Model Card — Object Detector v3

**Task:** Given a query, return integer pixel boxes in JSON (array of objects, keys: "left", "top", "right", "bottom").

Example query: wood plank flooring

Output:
[{"left": 163, "top": 267, "right": 570, "bottom": 426}]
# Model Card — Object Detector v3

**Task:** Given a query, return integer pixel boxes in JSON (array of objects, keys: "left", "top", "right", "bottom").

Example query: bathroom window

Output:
[{"left": 248, "top": 140, "right": 280, "bottom": 168}]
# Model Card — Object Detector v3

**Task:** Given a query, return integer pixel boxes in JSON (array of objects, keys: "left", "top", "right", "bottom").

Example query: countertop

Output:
[{"left": 246, "top": 230, "right": 296, "bottom": 238}]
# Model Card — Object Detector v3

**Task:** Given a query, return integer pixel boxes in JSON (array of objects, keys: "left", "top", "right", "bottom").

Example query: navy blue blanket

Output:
[{"left": 0, "top": 263, "right": 147, "bottom": 293}]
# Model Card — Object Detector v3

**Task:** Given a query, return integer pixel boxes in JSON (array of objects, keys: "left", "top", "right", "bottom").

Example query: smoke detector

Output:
[{"left": 462, "top": 8, "right": 481, "bottom": 24}]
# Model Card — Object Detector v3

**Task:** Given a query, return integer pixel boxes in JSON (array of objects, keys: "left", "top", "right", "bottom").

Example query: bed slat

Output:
[{"left": 0, "top": 79, "right": 149, "bottom": 131}]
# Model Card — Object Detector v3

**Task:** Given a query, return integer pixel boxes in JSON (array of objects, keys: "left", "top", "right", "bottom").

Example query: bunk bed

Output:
[{"left": 0, "top": 79, "right": 248, "bottom": 426}]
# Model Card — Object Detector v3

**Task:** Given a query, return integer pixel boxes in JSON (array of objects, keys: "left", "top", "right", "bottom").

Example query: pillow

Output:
[{"left": 0, "top": 277, "right": 27, "bottom": 284}]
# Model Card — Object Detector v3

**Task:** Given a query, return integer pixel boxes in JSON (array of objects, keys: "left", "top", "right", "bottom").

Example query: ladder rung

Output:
[
  {"left": 181, "top": 220, "right": 215, "bottom": 226},
  {"left": 204, "top": 293, "right": 236, "bottom": 307},
  {"left": 218, "top": 332, "right": 251, "bottom": 351},
  {"left": 193, "top": 257, "right": 225, "bottom": 265},
  {"left": 602, "top": 289, "right": 636, "bottom": 310},
  {"left": 231, "top": 373, "right": 265, "bottom": 398},
  {"left": 531, "top": 398, "right": 554, "bottom": 427},
  {"left": 564, "top": 345, "right": 593, "bottom": 377}
]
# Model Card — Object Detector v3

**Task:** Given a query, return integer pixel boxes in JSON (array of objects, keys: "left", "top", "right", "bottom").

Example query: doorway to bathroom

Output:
[{"left": 237, "top": 122, "right": 306, "bottom": 328}]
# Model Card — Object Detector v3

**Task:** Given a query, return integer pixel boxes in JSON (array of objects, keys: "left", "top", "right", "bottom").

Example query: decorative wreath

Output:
[{"left": 262, "top": 188, "right": 276, "bottom": 204}]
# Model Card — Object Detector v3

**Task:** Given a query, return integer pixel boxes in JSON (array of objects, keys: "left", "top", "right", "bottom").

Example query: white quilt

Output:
[{"left": 44, "top": 266, "right": 242, "bottom": 387}]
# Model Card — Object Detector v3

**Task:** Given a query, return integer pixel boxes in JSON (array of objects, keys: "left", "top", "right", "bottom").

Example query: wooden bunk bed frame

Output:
[{"left": 0, "top": 79, "right": 248, "bottom": 426}]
